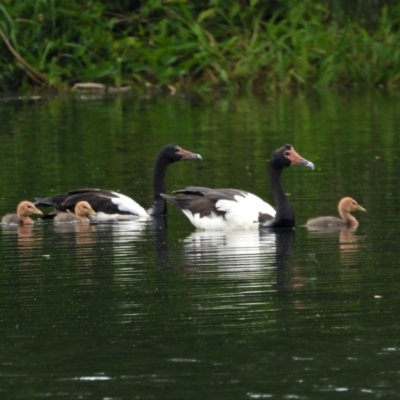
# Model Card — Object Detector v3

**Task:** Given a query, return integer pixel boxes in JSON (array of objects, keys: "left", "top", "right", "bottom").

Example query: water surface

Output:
[{"left": 0, "top": 91, "right": 399, "bottom": 399}]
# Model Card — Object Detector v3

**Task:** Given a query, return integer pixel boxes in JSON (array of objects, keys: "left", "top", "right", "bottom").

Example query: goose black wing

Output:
[
  {"left": 162, "top": 188, "right": 249, "bottom": 218},
  {"left": 35, "top": 189, "right": 134, "bottom": 215}
]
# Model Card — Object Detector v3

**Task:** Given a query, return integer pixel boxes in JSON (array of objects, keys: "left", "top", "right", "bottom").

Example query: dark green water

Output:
[{"left": 0, "top": 91, "right": 400, "bottom": 399}]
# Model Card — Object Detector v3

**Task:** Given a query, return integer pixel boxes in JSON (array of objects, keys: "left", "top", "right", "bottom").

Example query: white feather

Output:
[
  {"left": 183, "top": 192, "right": 276, "bottom": 231},
  {"left": 94, "top": 212, "right": 148, "bottom": 221},
  {"left": 182, "top": 210, "right": 234, "bottom": 230},
  {"left": 91, "top": 191, "right": 150, "bottom": 220},
  {"left": 110, "top": 192, "right": 149, "bottom": 217}
]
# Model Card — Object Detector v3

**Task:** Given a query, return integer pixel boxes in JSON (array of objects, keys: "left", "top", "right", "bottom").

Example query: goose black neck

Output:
[
  {"left": 151, "top": 151, "right": 170, "bottom": 215},
  {"left": 269, "top": 162, "right": 294, "bottom": 228}
]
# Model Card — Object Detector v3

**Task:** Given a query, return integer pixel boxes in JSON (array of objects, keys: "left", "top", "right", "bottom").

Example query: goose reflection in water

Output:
[
  {"left": 52, "top": 220, "right": 146, "bottom": 279},
  {"left": 184, "top": 230, "right": 275, "bottom": 266},
  {"left": 95, "top": 220, "right": 149, "bottom": 267},
  {"left": 99, "top": 220, "right": 148, "bottom": 244},
  {"left": 182, "top": 229, "right": 295, "bottom": 282},
  {"left": 306, "top": 226, "right": 362, "bottom": 266}
]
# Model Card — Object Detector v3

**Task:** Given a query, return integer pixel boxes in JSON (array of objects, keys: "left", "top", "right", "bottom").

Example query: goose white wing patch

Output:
[
  {"left": 185, "top": 192, "right": 276, "bottom": 230},
  {"left": 213, "top": 193, "right": 275, "bottom": 230},
  {"left": 182, "top": 210, "right": 233, "bottom": 230},
  {"left": 110, "top": 192, "right": 149, "bottom": 218},
  {"left": 216, "top": 192, "right": 275, "bottom": 215}
]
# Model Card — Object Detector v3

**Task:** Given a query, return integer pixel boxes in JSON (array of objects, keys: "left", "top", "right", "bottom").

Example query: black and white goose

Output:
[
  {"left": 35, "top": 144, "right": 202, "bottom": 220},
  {"left": 161, "top": 144, "right": 314, "bottom": 230}
]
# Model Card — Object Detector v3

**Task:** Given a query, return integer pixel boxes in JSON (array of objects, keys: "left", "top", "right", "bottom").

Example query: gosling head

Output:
[
  {"left": 338, "top": 197, "right": 366, "bottom": 214},
  {"left": 74, "top": 201, "right": 97, "bottom": 217},
  {"left": 17, "top": 201, "right": 43, "bottom": 218}
]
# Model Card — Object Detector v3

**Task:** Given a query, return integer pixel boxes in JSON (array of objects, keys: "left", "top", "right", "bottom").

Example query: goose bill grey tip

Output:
[
  {"left": 176, "top": 146, "right": 202, "bottom": 160},
  {"left": 285, "top": 146, "right": 314, "bottom": 170},
  {"left": 300, "top": 160, "right": 314, "bottom": 170}
]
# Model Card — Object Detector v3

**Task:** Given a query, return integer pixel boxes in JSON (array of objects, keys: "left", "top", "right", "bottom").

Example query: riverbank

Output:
[{"left": 1, "top": 0, "right": 400, "bottom": 92}]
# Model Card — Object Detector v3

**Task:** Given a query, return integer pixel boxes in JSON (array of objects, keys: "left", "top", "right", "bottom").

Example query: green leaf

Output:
[{"left": 197, "top": 8, "right": 216, "bottom": 23}]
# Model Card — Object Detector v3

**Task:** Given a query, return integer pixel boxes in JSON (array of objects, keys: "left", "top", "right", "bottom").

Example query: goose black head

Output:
[
  {"left": 271, "top": 144, "right": 314, "bottom": 169},
  {"left": 161, "top": 144, "right": 202, "bottom": 163}
]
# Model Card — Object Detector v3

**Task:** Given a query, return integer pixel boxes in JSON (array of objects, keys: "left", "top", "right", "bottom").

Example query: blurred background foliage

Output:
[{"left": 0, "top": 0, "right": 399, "bottom": 91}]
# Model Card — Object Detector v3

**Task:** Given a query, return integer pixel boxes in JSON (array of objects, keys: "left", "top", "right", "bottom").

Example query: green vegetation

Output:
[{"left": 1, "top": 0, "right": 400, "bottom": 92}]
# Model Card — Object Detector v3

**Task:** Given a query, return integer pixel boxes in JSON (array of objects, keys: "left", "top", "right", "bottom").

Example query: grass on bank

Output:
[{"left": 0, "top": 0, "right": 400, "bottom": 92}]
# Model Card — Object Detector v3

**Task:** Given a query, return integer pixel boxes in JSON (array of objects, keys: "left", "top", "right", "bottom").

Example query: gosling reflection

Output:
[
  {"left": 2, "top": 224, "right": 42, "bottom": 248},
  {"left": 17, "top": 225, "right": 35, "bottom": 247},
  {"left": 54, "top": 222, "right": 97, "bottom": 247},
  {"left": 1, "top": 224, "right": 43, "bottom": 275},
  {"left": 55, "top": 219, "right": 149, "bottom": 270},
  {"left": 52, "top": 220, "right": 145, "bottom": 278},
  {"left": 306, "top": 226, "right": 361, "bottom": 266},
  {"left": 338, "top": 228, "right": 360, "bottom": 265}
]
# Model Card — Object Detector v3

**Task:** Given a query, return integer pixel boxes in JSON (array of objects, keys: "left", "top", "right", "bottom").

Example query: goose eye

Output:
[{"left": 284, "top": 151, "right": 290, "bottom": 156}]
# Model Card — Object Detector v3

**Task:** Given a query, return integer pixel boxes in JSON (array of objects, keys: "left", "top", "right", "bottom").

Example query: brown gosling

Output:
[
  {"left": 1, "top": 201, "right": 43, "bottom": 225},
  {"left": 54, "top": 201, "right": 96, "bottom": 224},
  {"left": 306, "top": 197, "right": 366, "bottom": 229}
]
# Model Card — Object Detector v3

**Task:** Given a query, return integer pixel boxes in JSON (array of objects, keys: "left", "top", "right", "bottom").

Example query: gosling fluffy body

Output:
[
  {"left": 2, "top": 201, "right": 43, "bottom": 225},
  {"left": 306, "top": 197, "right": 366, "bottom": 229},
  {"left": 54, "top": 201, "right": 97, "bottom": 224}
]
